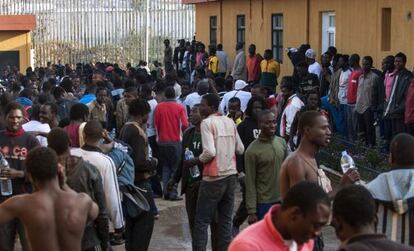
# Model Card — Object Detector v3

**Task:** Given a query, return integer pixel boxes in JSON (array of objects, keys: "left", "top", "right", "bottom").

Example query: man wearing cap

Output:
[
  {"left": 305, "top": 48, "right": 322, "bottom": 79},
  {"left": 219, "top": 80, "right": 252, "bottom": 114}
]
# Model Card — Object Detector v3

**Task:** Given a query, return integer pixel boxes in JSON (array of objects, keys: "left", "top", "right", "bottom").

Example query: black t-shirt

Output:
[
  {"left": 236, "top": 117, "right": 260, "bottom": 172},
  {"left": 0, "top": 130, "right": 40, "bottom": 199}
]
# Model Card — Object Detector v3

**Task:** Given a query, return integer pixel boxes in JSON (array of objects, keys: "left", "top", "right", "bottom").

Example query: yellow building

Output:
[
  {"left": 183, "top": 0, "right": 414, "bottom": 77},
  {"left": 0, "top": 15, "right": 36, "bottom": 73}
]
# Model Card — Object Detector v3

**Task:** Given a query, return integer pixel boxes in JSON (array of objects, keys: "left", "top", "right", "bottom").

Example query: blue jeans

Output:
[
  {"left": 192, "top": 175, "right": 237, "bottom": 251},
  {"left": 257, "top": 203, "right": 276, "bottom": 220},
  {"left": 339, "top": 104, "right": 348, "bottom": 138},
  {"left": 159, "top": 143, "right": 182, "bottom": 198}
]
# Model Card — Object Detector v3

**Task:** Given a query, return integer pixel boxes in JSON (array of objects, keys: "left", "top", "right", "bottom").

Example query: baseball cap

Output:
[
  {"left": 234, "top": 80, "right": 248, "bottom": 90},
  {"left": 305, "top": 48, "right": 316, "bottom": 59}
]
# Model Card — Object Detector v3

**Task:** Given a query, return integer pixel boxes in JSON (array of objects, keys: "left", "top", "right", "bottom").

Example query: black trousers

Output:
[
  {"left": 357, "top": 110, "right": 376, "bottom": 146},
  {"left": 391, "top": 118, "right": 406, "bottom": 138},
  {"left": 232, "top": 176, "right": 248, "bottom": 228}
]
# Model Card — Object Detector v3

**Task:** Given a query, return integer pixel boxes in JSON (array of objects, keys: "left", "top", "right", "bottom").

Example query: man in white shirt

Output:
[
  {"left": 216, "top": 44, "right": 230, "bottom": 78},
  {"left": 219, "top": 80, "right": 252, "bottom": 114},
  {"left": 305, "top": 48, "right": 322, "bottom": 79},
  {"left": 71, "top": 121, "right": 124, "bottom": 234},
  {"left": 22, "top": 105, "right": 51, "bottom": 146},
  {"left": 184, "top": 79, "right": 210, "bottom": 110},
  {"left": 337, "top": 55, "right": 352, "bottom": 139}
]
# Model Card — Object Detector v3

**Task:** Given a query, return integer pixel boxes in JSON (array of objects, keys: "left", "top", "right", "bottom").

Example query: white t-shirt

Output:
[
  {"left": 338, "top": 69, "right": 352, "bottom": 105},
  {"left": 308, "top": 62, "right": 322, "bottom": 79},
  {"left": 219, "top": 90, "right": 252, "bottom": 114},
  {"left": 147, "top": 98, "right": 158, "bottom": 137},
  {"left": 184, "top": 92, "right": 202, "bottom": 109},
  {"left": 22, "top": 120, "right": 51, "bottom": 146}
]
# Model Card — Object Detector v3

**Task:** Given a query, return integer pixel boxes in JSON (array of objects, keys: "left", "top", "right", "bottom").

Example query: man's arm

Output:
[
  {"left": 181, "top": 107, "right": 189, "bottom": 130},
  {"left": 0, "top": 197, "right": 18, "bottom": 225},
  {"left": 198, "top": 121, "right": 216, "bottom": 164},
  {"left": 234, "top": 127, "right": 245, "bottom": 155}
]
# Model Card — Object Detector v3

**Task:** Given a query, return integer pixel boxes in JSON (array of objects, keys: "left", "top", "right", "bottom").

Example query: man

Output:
[
  {"left": 319, "top": 53, "right": 332, "bottom": 97},
  {"left": 356, "top": 56, "right": 381, "bottom": 147},
  {"left": 246, "top": 44, "right": 262, "bottom": 84},
  {"left": 332, "top": 185, "right": 414, "bottom": 251},
  {"left": 227, "top": 97, "right": 243, "bottom": 125},
  {"left": 219, "top": 79, "right": 252, "bottom": 114},
  {"left": 231, "top": 42, "right": 247, "bottom": 81},
  {"left": 184, "top": 79, "right": 210, "bottom": 110},
  {"left": 119, "top": 98, "right": 157, "bottom": 251},
  {"left": 154, "top": 86, "right": 188, "bottom": 200},
  {"left": 39, "top": 102, "right": 59, "bottom": 129},
  {"left": 216, "top": 44, "right": 229, "bottom": 78},
  {"left": 364, "top": 133, "right": 414, "bottom": 246},
  {"left": 207, "top": 45, "right": 219, "bottom": 77},
  {"left": 280, "top": 111, "right": 359, "bottom": 198},
  {"left": 191, "top": 94, "right": 244, "bottom": 251},
  {"left": 245, "top": 110, "right": 287, "bottom": 224},
  {"left": 0, "top": 102, "right": 40, "bottom": 251},
  {"left": 305, "top": 48, "right": 322, "bottom": 79},
  {"left": 164, "top": 39, "right": 174, "bottom": 75},
  {"left": 260, "top": 49, "right": 280, "bottom": 95},
  {"left": 0, "top": 147, "right": 99, "bottom": 251},
  {"left": 384, "top": 52, "right": 413, "bottom": 137},
  {"left": 279, "top": 76, "right": 304, "bottom": 142},
  {"left": 406, "top": 80, "right": 414, "bottom": 136},
  {"left": 22, "top": 105, "right": 51, "bottom": 146},
  {"left": 116, "top": 87, "right": 138, "bottom": 132},
  {"left": 53, "top": 85, "right": 78, "bottom": 122},
  {"left": 229, "top": 182, "right": 330, "bottom": 251},
  {"left": 173, "top": 39, "right": 186, "bottom": 71},
  {"left": 47, "top": 128, "right": 109, "bottom": 251},
  {"left": 382, "top": 55, "right": 396, "bottom": 142},
  {"left": 64, "top": 103, "right": 89, "bottom": 148},
  {"left": 88, "top": 87, "right": 108, "bottom": 128},
  {"left": 346, "top": 54, "right": 362, "bottom": 141},
  {"left": 294, "top": 61, "right": 320, "bottom": 100},
  {"left": 337, "top": 55, "right": 352, "bottom": 139},
  {"left": 232, "top": 97, "right": 268, "bottom": 235},
  {"left": 71, "top": 121, "right": 124, "bottom": 234}
]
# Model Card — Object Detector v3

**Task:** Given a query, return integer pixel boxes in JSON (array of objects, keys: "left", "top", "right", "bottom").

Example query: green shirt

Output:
[{"left": 245, "top": 135, "right": 287, "bottom": 214}]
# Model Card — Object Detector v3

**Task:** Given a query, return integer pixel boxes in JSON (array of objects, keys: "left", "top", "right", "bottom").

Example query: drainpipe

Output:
[
  {"left": 306, "top": 0, "right": 310, "bottom": 44},
  {"left": 220, "top": 0, "right": 223, "bottom": 43}
]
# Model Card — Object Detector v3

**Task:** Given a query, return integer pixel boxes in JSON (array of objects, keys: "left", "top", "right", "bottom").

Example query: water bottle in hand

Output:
[
  {"left": 184, "top": 148, "right": 200, "bottom": 178},
  {"left": 0, "top": 155, "right": 12, "bottom": 196},
  {"left": 340, "top": 151, "right": 356, "bottom": 174}
]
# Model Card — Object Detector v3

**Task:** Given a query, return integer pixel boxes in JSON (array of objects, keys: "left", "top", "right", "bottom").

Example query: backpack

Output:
[{"left": 107, "top": 146, "right": 135, "bottom": 187}]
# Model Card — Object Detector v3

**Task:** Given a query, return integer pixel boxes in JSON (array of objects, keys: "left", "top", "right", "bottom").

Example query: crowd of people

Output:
[{"left": 0, "top": 37, "right": 412, "bottom": 251}]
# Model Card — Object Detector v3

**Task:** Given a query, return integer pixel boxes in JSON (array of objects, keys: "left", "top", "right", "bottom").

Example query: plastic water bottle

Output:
[
  {"left": 184, "top": 148, "right": 200, "bottom": 178},
  {"left": 340, "top": 151, "right": 356, "bottom": 174},
  {"left": 0, "top": 155, "right": 12, "bottom": 196}
]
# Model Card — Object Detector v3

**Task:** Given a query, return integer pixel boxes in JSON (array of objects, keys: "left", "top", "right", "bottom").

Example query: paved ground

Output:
[{"left": 16, "top": 186, "right": 340, "bottom": 251}]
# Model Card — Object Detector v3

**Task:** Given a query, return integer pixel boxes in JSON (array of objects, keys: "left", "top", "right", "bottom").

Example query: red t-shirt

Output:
[
  {"left": 64, "top": 123, "right": 81, "bottom": 148},
  {"left": 347, "top": 69, "right": 362, "bottom": 104}
]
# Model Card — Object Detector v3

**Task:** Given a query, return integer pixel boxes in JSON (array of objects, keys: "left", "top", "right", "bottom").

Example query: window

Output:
[
  {"left": 321, "top": 12, "right": 336, "bottom": 53},
  {"left": 381, "top": 8, "right": 391, "bottom": 51},
  {"left": 271, "top": 14, "right": 283, "bottom": 62},
  {"left": 237, "top": 15, "right": 246, "bottom": 45},
  {"left": 210, "top": 16, "right": 217, "bottom": 46}
]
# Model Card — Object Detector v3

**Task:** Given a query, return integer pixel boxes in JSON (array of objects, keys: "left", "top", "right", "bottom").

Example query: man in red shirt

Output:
[
  {"left": 246, "top": 44, "right": 263, "bottom": 85},
  {"left": 346, "top": 54, "right": 362, "bottom": 141},
  {"left": 154, "top": 86, "right": 188, "bottom": 200},
  {"left": 229, "top": 182, "right": 330, "bottom": 251}
]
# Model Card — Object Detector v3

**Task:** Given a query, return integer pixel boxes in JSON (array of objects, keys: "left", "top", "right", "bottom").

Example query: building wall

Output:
[
  {"left": 193, "top": 0, "right": 414, "bottom": 78},
  {"left": 0, "top": 31, "right": 31, "bottom": 72}
]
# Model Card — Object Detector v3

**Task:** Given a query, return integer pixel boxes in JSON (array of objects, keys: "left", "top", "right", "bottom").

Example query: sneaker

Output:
[{"left": 154, "top": 214, "right": 160, "bottom": 220}]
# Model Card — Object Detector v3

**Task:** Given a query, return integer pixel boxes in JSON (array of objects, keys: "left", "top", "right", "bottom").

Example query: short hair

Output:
[
  {"left": 128, "top": 98, "right": 151, "bottom": 117},
  {"left": 228, "top": 97, "right": 241, "bottom": 106},
  {"left": 43, "top": 102, "right": 58, "bottom": 115},
  {"left": 217, "top": 44, "right": 223, "bottom": 50},
  {"left": 47, "top": 128, "right": 70, "bottom": 155},
  {"left": 19, "top": 88, "right": 32, "bottom": 99},
  {"left": 282, "top": 181, "right": 330, "bottom": 214},
  {"left": 164, "top": 86, "right": 176, "bottom": 99},
  {"left": 245, "top": 96, "right": 267, "bottom": 117},
  {"left": 26, "top": 147, "right": 58, "bottom": 182},
  {"left": 52, "top": 86, "right": 66, "bottom": 99},
  {"left": 281, "top": 76, "right": 296, "bottom": 92},
  {"left": 236, "top": 42, "right": 244, "bottom": 50},
  {"left": 83, "top": 120, "right": 103, "bottom": 140},
  {"left": 202, "top": 93, "right": 220, "bottom": 112},
  {"left": 138, "top": 85, "right": 151, "bottom": 98},
  {"left": 4, "top": 102, "right": 24, "bottom": 117},
  {"left": 333, "top": 185, "right": 376, "bottom": 227},
  {"left": 395, "top": 52, "right": 407, "bottom": 63},
  {"left": 363, "top": 56, "right": 373, "bottom": 66},
  {"left": 326, "top": 46, "right": 337, "bottom": 56},
  {"left": 390, "top": 133, "right": 414, "bottom": 166},
  {"left": 350, "top": 54, "right": 360, "bottom": 64},
  {"left": 69, "top": 103, "right": 89, "bottom": 121},
  {"left": 257, "top": 109, "right": 274, "bottom": 122},
  {"left": 96, "top": 86, "right": 108, "bottom": 95},
  {"left": 339, "top": 54, "right": 349, "bottom": 63},
  {"left": 298, "top": 110, "right": 323, "bottom": 135}
]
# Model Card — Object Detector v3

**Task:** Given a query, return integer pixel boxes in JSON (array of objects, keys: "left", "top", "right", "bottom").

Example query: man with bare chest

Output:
[
  {"left": 280, "top": 111, "right": 359, "bottom": 198},
  {"left": 0, "top": 147, "right": 98, "bottom": 251}
]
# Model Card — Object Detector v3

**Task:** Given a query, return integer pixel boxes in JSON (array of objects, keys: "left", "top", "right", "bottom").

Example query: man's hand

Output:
[
  {"left": 1, "top": 168, "right": 24, "bottom": 179},
  {"left": 247, "top": 214, "right": 258, "bottom": 225},
  {"left": 340, "top": 169, "right": 360, "bottom": 186},
  {"left": 184, "top": 158, "right": 199, "bottom": 169}
]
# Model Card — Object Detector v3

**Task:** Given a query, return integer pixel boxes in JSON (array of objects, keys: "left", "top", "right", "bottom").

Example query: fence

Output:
[{"left": 0, "top": 0, "right": 195, "bottom": 67}]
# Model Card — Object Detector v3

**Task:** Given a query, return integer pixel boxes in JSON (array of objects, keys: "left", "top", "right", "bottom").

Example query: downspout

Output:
[
  {"left": 306, "top": 0, "right": 310, "bottom": 43},
  {"left": 220, "top": 0, "right": 223, "bottom": 43}
]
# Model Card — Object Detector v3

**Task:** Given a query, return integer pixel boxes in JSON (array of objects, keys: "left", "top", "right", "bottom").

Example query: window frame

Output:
[
  {"left": 271, "top": 13, "right": 284, "bottom": 63},
  {"left": 236, "top": 15, "right": 246, "bottom": 46},
  {"left": 210, "top": 16, "right": 217, "bottom": 46}
]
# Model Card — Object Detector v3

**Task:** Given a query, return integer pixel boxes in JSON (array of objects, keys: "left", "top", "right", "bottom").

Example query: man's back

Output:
[
  {"left": 154, "top": 100, "right": 188, "bottom": 142},
  {"left": 4, "top": 189, "right": 95, "bottom": 251}
]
